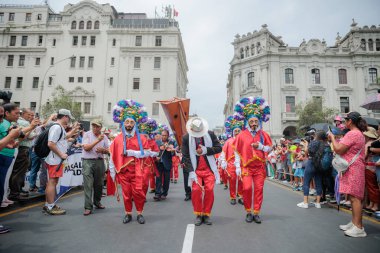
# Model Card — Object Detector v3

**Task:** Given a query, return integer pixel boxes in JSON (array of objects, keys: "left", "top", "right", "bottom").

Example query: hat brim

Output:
[{"left": 186, "top": 117, "right": 209, "bottom": 138}]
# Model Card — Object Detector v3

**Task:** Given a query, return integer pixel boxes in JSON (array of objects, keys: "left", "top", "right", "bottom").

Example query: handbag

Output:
[{"left": 332, "top": 147, "right": 363, "bottom": 174}]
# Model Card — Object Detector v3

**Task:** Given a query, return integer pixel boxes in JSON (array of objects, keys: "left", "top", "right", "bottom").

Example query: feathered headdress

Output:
[
  {"left": 112, "top": 99, "right": 148, "bottom": 155},
  {"left": 225, "top": 114, "right": 245, "bottom": 136},
  {"left": 138, "top": 117, "right": 158, "bottom": 139},
  {"left": 234, "top": 96, "right": 270, "bottom": 123},
  {"left": 156, "top": 123, "right": 170, "bottom": 135}
]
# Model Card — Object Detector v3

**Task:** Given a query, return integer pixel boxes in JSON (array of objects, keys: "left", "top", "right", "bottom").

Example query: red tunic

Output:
[{"left": 222, "top": 138, "right": 236, "bottom": 167}]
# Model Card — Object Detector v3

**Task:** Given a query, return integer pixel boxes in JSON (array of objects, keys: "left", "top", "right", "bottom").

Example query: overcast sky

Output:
[{"left": 10, "top": 0, "right": 380, "bottom": 128}]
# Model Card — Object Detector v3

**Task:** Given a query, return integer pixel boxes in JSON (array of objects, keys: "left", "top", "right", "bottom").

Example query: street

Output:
[{"left": 0, "top": 177, "right": 379, "bottom": 253}]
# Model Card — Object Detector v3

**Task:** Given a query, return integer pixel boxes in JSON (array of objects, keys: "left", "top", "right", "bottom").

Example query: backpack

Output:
[
  {"left": 312, "top": 142, "right": 333, "bottom": 171},
  {"left": 34, "top": 123, "right": 63, "bottom": 159}
]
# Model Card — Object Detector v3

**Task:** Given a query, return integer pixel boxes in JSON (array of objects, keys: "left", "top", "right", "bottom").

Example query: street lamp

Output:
[{"left": 38, "top": 55, "right": 75, "bottom": 113}]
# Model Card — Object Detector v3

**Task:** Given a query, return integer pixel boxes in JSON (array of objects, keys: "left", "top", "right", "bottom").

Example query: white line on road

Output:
[{"left": 181, "top": 224, "right": 195, "bottom": 253}]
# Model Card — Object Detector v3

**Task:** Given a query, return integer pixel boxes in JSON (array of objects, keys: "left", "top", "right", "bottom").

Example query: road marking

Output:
[
  {"left": 0, "top": 191, "right": 83, "bottom": 218},
  {"left": 181, "top": 224, "right": 195, "bottom": 253},
  {"left": 267, "top": 180, "right": 380, "bottom": 225}
]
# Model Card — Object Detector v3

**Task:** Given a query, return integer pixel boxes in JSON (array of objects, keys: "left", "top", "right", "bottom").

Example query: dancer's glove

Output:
[
  {"left": 189, "top": 171, "right": 198, "bottom": 184},
  {"left": 236, "top": 167, "right": 242, "bottom": 177},
  {"left": 221, "top": 161, "right": 227, "bottom": 170}
]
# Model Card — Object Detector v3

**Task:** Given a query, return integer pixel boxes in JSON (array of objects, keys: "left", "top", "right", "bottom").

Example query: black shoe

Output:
[
  {"left": 238, "top": 198, "right": 244, "bottom": 205},
  {"left": 149, "top": 189, "right": 155, "bottom": 194},
  {"left": 123, "top": 214, "right": 132, "bottom": 224},
  {"left": 230, "top": 199, "right": 237, "bottom": 205},
  {"left": 195, "top": 215, "right": 203, "bottom": 226},
  {"left": 245, "top": 213, "right": 253, "bottom": 223},
  {"left": 137, "top": 214, "right": 145, "bottom": 224},
  {"left": 184, "top": 195, "right": 191, "bottom": 201},
  {"left": 224, "top": 185, "right": 228, "bottom": 190},
  {"left": 174, "top": 180, "right": 177, "bottom": 184},
  {"left": 153, "top": 195, "right": 161, "bottom": 201},
  {"left": 253, "top": 214, "right": 262, "bottom": 224},
  {"left": 203, "top": 216, "right": 212, "bottom": 225}
]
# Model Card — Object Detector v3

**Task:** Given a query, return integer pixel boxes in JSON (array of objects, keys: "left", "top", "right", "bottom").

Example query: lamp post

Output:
[{"left": 38, "top": 55, "right": 75, "bottom": 113}]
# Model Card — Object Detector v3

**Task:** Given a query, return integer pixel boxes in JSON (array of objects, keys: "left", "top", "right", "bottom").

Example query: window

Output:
[
  {"left": 155, "top": 36, "right": 162, "bottom": 46},
  {"left": 78, "top": 77, "right": 83, "bottom": 83},
  {"left": 21, "top": 36, "right": 28, "bottom": 46},
  {"left": 109, "top": 77, "right": 113, "bottom": 86},
  {"left": 30, "top": 102, "right": 36, "bottom": 111},
  {"left": 38, "top": 35, "right": 43, "bottom": 46},
  {"left": 153, "top": 78, "right": 160, "bottom": 91},
  {"left": 285, "top": 68, "right": 294, "bottom": 84},
  {"left": 313, "top": 96, "right": 322, "bottom": 109},
  {"left": 7, "top": 55, "right": 14, "bottom": 66},
  {"left": 50, "top": 57, "right": 54, "bottom": 65},
  {"left": 14, "top": 102, "right": 20, "bottom": 106},
  {"left": 88, "top": 57, "right": 94, "bottom": 68},
  {"left": 9, "top": 13, "right": 15, "bottom": 21},
  {"left": 16, "top": 77, "right": 23, "bottom": 89},
  {"left": 90, "top": 36, "right": 96, "bottom": 46},
  {"left": 134, "top": 57, "right": 141, "bottom": 68},
  {"left": 69, "top": 77, "right": 74, "bottom": 83},
  {"left": 133, "top": 78, "right": 140, "bottom": 90},
  {"left": 340, "top": 97, "right": 350, "bottom": 113},
  {"left": 247, "top": 72, "right": 254, "bottom": 87},
  {"left": 94, "top": 21, "right": 99, "bottom": 29},
  {"left": 71, "top": 21, "right": 77, "bottom": 29},
  {"left": 35, "top": 57, "right": 40, "bottom": 66},
  {"left": 368, "top": 39, "right": 374, "bottom": 51},
  {"left": 360, "top": 39, "right": 366, "bottom": 50},
  {"left": 48, "top": 76, "right": 53, "bottom": 86},
  {"left": 87, "top": 77, "right": 92, "bottom": 83},
  {"left": 86, "top": 21, "right": 92, "bottom": 29},
  {"left": 240, "top": 48, "right": 244, "bottom": 59},
  {"left": 74, "top": 102, "right": 81, "bottom": 111},
  {"left": 152, "top": 103, "right": 159, "bottom": 116},
  {"left": 338, "top": 69, "right": 347, "bottom": 84},
  {"left": 84, "top": 102, "right": 91, "bottom": 114},
  {"left": 251, "top": 44, "right": 255, "bottom": 55},
  {"left": 245, "top": 46, "right": 249, "bottom": 58},
  {"left": 10, "top": 36, "right": 16, "bottom": 46},
  {"left": 112, "top": 38, "right": 116, "bottom": 46},
  {"left": 79, "top": 21, "right": 84, "bottom": 29},
  {"left": 5, "top": 77, "right": 11, "bottom": 89},
  {"left": 154, "top": 57, "right": 161, "bottom": 69},
  {"left": 19, "top": 55, "right": 25, "bottom": 66},
  {"left": 79, "top": 57, "right": 85, "bottom": 68},
  {"left": 111, "top": 57, "right": 115, "bottom": 66},
  {"left": 376, "top": 39, "right": 380, "bottom": 51},
  {"left": 369, "top": 68, "right": 378, "bottom": 84},
  {"left": 135, "top": 36, "right": 142, "bottom": 46},
  {"left": 311, "top": 68, "right": 320, "bottom": 84},
  {"left": 72, "top": 36, "right": 78, "bottom": 46},
  {"left": 25, "top": 13, "right": 31, "bottom": 21},
  {"left": 107, "top": 103, "right": 112, "bottom": 113},
  {"left": 70, "top": 57, "right": 76, "bottom": 67},
  {"left": 37, "top": 14, "right": 42, "bottom": 21},
  {"left": 285, "top": 96, "right": 296, "bottom": 113},
  {"left": 0, "top": 13, "right": 4, "bottom": 23},
  {"left": 52, "top": 39, "right": 56, "bottom": 47}
]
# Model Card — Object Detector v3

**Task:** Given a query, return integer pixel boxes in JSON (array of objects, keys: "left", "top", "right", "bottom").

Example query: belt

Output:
[{"left": 82, "top": 158, "right": 104, "bottom": 160}]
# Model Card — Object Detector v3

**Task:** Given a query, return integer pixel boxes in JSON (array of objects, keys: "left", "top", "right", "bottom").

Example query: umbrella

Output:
[
  {"left": 361, "top": 91, "right": 380, "bottom": 110},
  {"left": 362, "top": 117, "right": 379, "bottom": 128},
  {"left": 309, "top": 123, "right": 335, "bottom": 132}
]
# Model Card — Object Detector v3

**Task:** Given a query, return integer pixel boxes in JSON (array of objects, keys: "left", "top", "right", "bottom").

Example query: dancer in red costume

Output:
[
  {"left": 220, "top": 114, "right": 245, "bottom": 205},
  {"left": 171, "top": 151, "right": 180, "bottom": 183},
  {"left": 108, "top": 99, "right": 153, "bottom": 224},
  {"left": 233, "top": 97, "right": 272, "bottom": 224},
  {"left": 181, "top": 117, "right": 222, "bottom": 226}
]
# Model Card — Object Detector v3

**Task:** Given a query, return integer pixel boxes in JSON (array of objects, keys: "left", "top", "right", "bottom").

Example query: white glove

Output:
[
  {"left": 236, "top": 167, "right": 241, "bottom": 177},
  {"left": 110, "top": 170, "right": 116, "bottom": 181},
  {"left": 189, "top": 171, "right": 198, "bottom": 184},
  {"left": 221, "top": 160, "right": 227, "bottom": 170}
]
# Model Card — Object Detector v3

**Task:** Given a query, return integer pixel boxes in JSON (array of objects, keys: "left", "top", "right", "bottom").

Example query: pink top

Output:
[
  {"left": 339, "top": 129, "right": 366, "bottom": 199},
  {"left": 82, "top": 131, "right": 110, "bottom": 159}
]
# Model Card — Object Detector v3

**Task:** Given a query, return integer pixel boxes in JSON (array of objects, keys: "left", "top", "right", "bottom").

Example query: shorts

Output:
[
  {"left": 46, "top": 163, "right": 64, "bottom": 178},
  {"left": 294, "top": 168, "right": 304, "bottom": 178}
]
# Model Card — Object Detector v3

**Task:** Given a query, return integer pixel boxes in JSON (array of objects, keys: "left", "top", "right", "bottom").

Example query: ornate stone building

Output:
[
  {"left": 0, "top": 0, "right": 188, "bottom": 127},
  {"left": 224, "top": 22, "right": 380, "bottom": 139}
]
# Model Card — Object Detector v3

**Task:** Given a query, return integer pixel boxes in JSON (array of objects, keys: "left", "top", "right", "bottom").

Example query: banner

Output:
[{"left": 57, "top": 146, "right": 83, "bottom": 196}]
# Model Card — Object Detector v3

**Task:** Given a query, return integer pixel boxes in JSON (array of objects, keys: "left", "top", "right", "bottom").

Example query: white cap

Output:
[{"left": 58, "top": 109, "right": 75, "bottom": 120}]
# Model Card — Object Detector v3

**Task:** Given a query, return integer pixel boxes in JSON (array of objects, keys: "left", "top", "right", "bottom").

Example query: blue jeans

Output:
[
  {"left": 28, "top": 150, "right": 42, "bottom": 189},
  {"left": 0, "top": 154, "right": 14, "bottom": 202},
  {"left": 303, "top": 159, "right": 323, "bottom": 196}
]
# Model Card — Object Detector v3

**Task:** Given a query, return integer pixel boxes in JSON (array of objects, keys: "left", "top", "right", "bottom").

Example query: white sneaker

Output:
[
  {"left": 344, "top": 224, "right": 367, "bottom": 237},
  {"left": 314, "top": 203, "right": 321, "bottom": 208},
  {"left": 339, "top": 221, "right": 353, "bottom": 231},
  {"left": 1, "top": 202, "right": 9, "bottom": 208},
  {"left": 309, "top": 189, "right": 316, "bottom": 195},
  {"left": 345, "top": 201, "right": 351, "bottom": 207},
  {"left": 339, "top": 200, "right": 347, "bottom": 205},
  {"left": 3, "top": 198, "right": 14, "bottom": 205},
  {"left": 297, "top": 202, "right": 308, "bottom": 209}
]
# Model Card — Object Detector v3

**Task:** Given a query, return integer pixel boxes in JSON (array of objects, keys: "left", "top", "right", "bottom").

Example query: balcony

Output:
[{"left": 282, "top": 112, "right": 299, "bottom": 122}]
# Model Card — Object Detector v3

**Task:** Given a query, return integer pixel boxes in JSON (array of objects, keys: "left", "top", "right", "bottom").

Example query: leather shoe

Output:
[
  {"left": 203, "top": 216, "right": 212, "bottom": 225},
  {"left": 245, "top": 213, "right": 253, "bottom": 223},
  {"left": 253, "top": 214, "right": 262, "bottom": 224},
  {"left": 149, "top": 189, "right": 155, "bottom": 194},
  {"left": 238, "top": 198, "right": 244, "bottom": 205},
  {"left": 184, "top": 196, "right": 191, "bottom": 201},
  {"left": 137, "top": 214, "right": 145, "bottom": 224},
  {"left": 224, "top": 185, "right": 228, "bottom": 190},
  {"left": 83, "top": 209, "right": 92, "bottom": 216},
  {"left": 123, "top": 214, "right": 132, "bottom": 224},
  {"left": 95, "top": 203, "right": 105, "bottom": 209},
  {"left": 195, "top": 215, "right": 203, "bottom": 226},
  {"left": 153, "top": 195, "right": 161, "bottom": 201},
  {"left": 230, "top": 199, "right": 237, "bottom": 205}
]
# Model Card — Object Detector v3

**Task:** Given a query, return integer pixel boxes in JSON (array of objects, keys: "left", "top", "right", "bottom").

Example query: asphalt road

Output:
[{"left": 0, "top": 175, "right": 379, "bottom": 253}]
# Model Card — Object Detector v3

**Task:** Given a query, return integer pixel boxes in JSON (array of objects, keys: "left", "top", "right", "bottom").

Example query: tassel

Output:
[
  {"left": 121, "top": 122, "right": 127, "bottom": 156},
  {"left": 135, "top": 123, "right": 144, "bottom": 155}
]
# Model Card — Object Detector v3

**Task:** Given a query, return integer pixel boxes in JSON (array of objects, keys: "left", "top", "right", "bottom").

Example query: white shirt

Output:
[{"left": 45, "top": 124, "right": 67, "bottom": 165}]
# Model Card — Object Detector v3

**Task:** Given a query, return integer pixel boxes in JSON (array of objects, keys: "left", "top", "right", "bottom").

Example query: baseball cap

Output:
[
  {"left": 58, "top": 109, "right": 75, "bottom": 120},
  {"left": 345, "top": 111, "right": 361, "bottom": 122},
  {"left": 91, "top": 119, "right": 102, "bottom": 127}
]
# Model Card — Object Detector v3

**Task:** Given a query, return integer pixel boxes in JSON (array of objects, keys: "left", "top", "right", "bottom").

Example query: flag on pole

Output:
[{"left": 173, "top": 8, "right": 179, "bottom": 17}]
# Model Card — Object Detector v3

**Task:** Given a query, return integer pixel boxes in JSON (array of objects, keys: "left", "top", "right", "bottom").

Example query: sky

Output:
[{"left": 8, "top": 0, "right": 380, "bottom": 128}]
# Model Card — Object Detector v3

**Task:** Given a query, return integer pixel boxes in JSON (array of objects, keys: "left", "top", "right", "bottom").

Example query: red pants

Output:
[
  {"left": 227, "top": 167, "right": 243, "bottom": 199},
  {"left": 365, "top": 169, "right": 380, "bottom": 204},
  {"left": 149, "top": 173, "right": 156, "bottom": 190},
  {"left": 192, "top": 167, "right": 215, "bottom": 216},
  {"left": 117, "top": 170, "right": 146, "bottom": 214},
  {"left": 170, "top": 163, "right": 179, "bottom": 180},
  {"left": 242, "top": 166, "right": 266, "bottom": 214},
  {"left": 220, "top": 168, "right": 228, "bottom": 185}
]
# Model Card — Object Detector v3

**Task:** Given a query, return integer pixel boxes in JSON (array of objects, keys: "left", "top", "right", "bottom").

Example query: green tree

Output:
[
  {"left": 41, "top": 85, "right": 82, "bottom": 120},
  {"left": 296, "top": 98, "right": 338, "bottom": 134}
]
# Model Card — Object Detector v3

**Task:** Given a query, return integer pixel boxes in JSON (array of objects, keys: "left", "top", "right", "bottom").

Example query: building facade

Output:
[
  {"left": 0, "top": 0, "right": 188, "bottom": 128},
  {"left": 224, "top": 22, "right": 380, "bottom": 139}
]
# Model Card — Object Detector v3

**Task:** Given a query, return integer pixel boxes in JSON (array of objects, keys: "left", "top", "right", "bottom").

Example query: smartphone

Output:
[
  {"left": 328, "top": 125, "right": 332, "bottom": 133},
  {"left": 35, "top": 112, "right": 39, "bottom": 118}
]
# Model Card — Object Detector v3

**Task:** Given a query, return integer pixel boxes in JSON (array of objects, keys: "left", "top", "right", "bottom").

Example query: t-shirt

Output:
[
  {"left": 0, "top": 119, "right": 15, "bottom": 157},
  {"left": 45, "top": 124, "right": 67, "bottom": 165}
]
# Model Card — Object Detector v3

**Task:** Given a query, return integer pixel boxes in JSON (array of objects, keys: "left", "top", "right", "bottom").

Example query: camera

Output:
[
  {"left": 8, "top": 124, "right": 25, "bottom": 138},
  {"left": 0, "top": 90, "right": 13, "bottom": 104}
]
